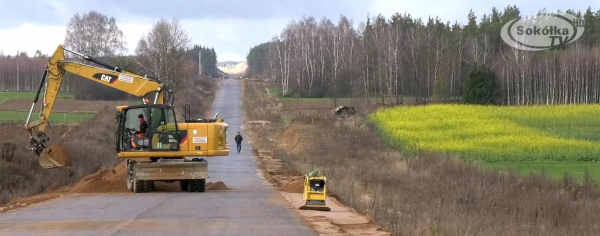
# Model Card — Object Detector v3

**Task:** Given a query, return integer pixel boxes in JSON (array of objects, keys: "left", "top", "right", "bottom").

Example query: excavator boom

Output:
[{"left": 26, "top": 45, "right": 169, "bottom": 168}]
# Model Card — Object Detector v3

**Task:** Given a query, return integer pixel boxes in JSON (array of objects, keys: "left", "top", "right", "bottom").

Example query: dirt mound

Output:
[
  {"left": 281, "top": 180, "right": 304, "bottom": 193},
  {"left": 69, "top": 162, "right": 128, "bottom": 193},
  {"left": 206, "top": 181, "right": 232, "bottom": 190},
  {"left": 70, "top": 164, "right": 233, "bottom": 193},
  {"left": 276, "top": 124, "right": 304, "bottom": 154}
]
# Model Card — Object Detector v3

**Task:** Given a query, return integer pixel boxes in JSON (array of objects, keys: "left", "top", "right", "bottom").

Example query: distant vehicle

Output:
[{"left": 331, "top": 106, "right": 357, "bottom": 117}]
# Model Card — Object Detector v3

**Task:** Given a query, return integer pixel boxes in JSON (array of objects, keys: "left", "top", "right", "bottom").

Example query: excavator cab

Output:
[{"left": 117, "top": 105, "right": 180, "bottom": 152}]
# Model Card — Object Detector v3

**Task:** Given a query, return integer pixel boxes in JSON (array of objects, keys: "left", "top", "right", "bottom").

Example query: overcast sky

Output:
[{"left": 0, "top": 0, "right": 596, "bottom": 61}]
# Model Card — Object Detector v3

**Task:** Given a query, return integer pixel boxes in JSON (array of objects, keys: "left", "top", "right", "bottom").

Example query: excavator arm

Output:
[{"left": 26, "top": 45, "right": 170, "bottom": 168}]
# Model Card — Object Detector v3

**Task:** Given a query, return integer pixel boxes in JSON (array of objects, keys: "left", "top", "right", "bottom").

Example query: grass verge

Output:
[{"left": 0, "top": 92, "right": 72, "bottom": 104}]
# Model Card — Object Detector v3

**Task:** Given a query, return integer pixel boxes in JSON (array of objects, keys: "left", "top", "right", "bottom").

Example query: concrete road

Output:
[{"left": 0, "top": 79, "right": 315, "bottom": 236}]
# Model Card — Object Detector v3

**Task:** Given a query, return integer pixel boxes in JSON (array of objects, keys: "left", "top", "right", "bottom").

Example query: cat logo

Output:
[
  {"left": 100, "top": 74, "right": 112, "bottom": 83},
  {"left": 93, "top": 73, "right": 117, "bottom": 84}
]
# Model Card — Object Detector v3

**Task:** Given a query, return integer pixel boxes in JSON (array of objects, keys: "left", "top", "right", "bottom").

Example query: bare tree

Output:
[
  {"left": 274, "top": 35, "right": 291, "bottom": 96},
  {"left": 64, "top": 11, "right": 125, "bottom": 57},
  {"left": 136, "top": 18, "right": 191, "bottom": 88},
  {"left": 64, "top": 11, "right": 125, "bottom": 99}
]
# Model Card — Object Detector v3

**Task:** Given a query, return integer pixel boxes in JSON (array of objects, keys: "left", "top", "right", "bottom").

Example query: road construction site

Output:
[{"left": 0, "top": 79, "right": 387, "bottom": 236}]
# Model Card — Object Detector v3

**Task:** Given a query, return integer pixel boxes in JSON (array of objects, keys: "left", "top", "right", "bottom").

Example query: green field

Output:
[
  {"left": 268, "top": 86, "right": 282, "bottom": 97},
  {"left": 0, "top": 111, "right": 93, "bottom": 124},
  {"left": 0, "top": 92, "right": 72, "bottom": 104},
  {"left": 370, "top": 104, "right": 600, "bottom": 181},
  {"left": 0, "top": 92, "right": 87, "bottom": 124},
  {"left": 269, "top": 86, "right": 333, "bottom": 101}
]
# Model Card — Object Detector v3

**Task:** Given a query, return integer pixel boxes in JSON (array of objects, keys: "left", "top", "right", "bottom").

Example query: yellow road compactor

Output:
[
  {"left": 25, "top": 45, "right": 229, "bottom": 193},
  {"left": 299, "top": 169, "right": 331, "bottom": 211}
]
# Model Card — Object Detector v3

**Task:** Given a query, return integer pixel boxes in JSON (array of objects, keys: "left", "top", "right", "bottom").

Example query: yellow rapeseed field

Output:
[{"left": 370, "top": 104, "right": 600, "bottom": 162}]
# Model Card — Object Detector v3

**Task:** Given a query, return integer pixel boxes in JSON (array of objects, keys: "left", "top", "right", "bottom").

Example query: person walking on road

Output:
[{"left": 234, "top": 132, "right": 243, "bottom": 153}]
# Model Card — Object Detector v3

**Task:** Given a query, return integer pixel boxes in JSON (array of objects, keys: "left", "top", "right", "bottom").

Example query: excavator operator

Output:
[
  {"left": 135, "top": 114, "right": 148, "bottom": 136},
  {"left": 128, "top": 114, "right": 149, "bottom": 150}
]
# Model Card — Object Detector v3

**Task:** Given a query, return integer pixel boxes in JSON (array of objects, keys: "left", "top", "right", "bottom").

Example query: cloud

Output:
[
  {"left": 66, "top": 0, "right": 364, "bottom": 22},
  {"left": 182, "top": 18, "right": 288, "bottom": 61},
  {"left": 0, "top": 0, "right": 70, "bottom": 28},
  {"left": 0, "top": 23, "right": 65, "bottom": 56},
  {"left": 369, "top": 0, "right": 471, "bottom": 24},
  {"left": 119, "top": 22, "right": 153, "bottom": 54},
  {"left": 0, "top": 17, "right": 285, "bottom": 61},
  {"left": 0, "top": 22, "right": 152, "bottom": 57}
]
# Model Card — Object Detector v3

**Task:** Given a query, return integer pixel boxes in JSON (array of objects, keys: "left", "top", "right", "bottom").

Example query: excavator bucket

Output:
[{"left": 39, "top": 146, "right": 71, "bottom": 169}]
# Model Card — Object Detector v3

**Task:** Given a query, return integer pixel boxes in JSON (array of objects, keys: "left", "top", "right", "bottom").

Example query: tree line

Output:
[
  {"left": 0, "top": 11, "right": 219, "bottom": 100},
  {"left": 247, "top": 6, "right": 600, "bottom": 105},
  {"left": 185, "top": 45, "right": 219, "bottom": 79},
  {"left": 0, "top": 52, "right": 47, "bottom": 92}
]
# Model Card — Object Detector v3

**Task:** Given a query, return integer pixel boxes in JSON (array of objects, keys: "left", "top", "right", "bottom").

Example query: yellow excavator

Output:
[{"left": 25, "top": 45, "right": 229, "bottom": 193}]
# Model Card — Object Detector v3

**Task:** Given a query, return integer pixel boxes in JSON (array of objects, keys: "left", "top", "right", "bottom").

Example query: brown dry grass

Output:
[
  {"left": 0, "top": 77, "right": 217, "bottom": 205},
  {"left": 0, "top": 107, "right": 124, "bottom": 205},
  {"left": 243, "top": 79, "right": 600, "bottom": 236},
  {"left": 174, "top": 76, "right": 218, "bottom": 119}
]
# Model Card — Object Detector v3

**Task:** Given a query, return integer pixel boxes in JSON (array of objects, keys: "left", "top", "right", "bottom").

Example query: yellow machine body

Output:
[
  {"left": 117, "top": 121, "right": 229, "bottom": 158},
  {"left": 300, "top": 176, "right": 331, "bottom": 211}
]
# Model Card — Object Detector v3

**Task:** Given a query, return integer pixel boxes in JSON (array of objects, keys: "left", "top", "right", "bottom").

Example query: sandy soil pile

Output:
[
  {"left": 281, "top": 180, "right": 304, "bottom": 193},
  {"left": 275, "top": 124, "right": 304, "bottom": 154},
  {"left": 69, "top": 162, "right": 128, "bottom": 193},
  {"left": 206, "top": 181, "right": 232, "bottom": 190},
  {"left": 69, "top": 162, "right": 234, "bottom": 193}
]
